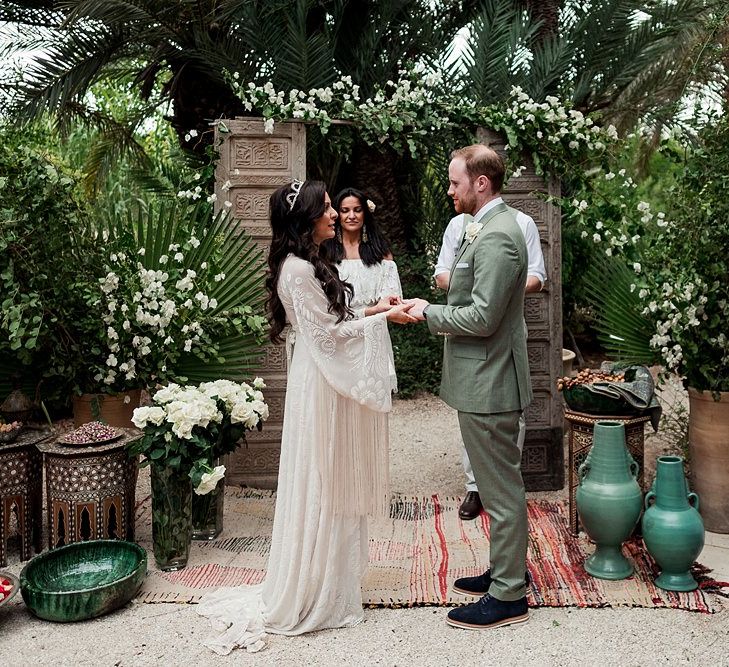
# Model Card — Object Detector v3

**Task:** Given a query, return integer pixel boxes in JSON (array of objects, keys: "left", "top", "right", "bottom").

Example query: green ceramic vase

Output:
[
  {"left": 642, "top": 456, "right": 705, "bottom": 591},
  {"left": 150, "top": 463, "right": 192, "bottom": 571},
  {"left": 576, "top": 421, "right": 642, "bottom": 579}
]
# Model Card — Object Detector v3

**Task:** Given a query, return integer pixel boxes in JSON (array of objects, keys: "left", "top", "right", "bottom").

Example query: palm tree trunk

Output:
[{"left": 518, "top": 0, "right": 561, "bottom": 43}]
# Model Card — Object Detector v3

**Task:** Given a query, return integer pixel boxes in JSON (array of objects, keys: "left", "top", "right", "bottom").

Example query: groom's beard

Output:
[{"left": 455, "top": 188, "right": 478, "bottom": 215}]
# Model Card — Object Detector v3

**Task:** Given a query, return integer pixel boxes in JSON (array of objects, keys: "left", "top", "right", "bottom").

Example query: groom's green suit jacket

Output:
[{"left": 425, "top": 202, "right": 533, "bottom": 414}]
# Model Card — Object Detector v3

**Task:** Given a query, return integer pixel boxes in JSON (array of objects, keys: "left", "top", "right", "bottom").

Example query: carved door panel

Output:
[
  {"left": 478, "top": 129, "right": 564, "bottom": 490},
  {"left": 215, "top": 119, "right": 306, "bottom": 487}
]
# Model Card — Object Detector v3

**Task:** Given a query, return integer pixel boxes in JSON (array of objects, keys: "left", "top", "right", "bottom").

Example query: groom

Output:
[{"left": 408, "top": 144, "right": 532, "bottom": 629}]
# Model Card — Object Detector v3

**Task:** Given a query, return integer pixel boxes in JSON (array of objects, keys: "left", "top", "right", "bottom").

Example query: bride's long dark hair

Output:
[{"left": 266, "top": 180, "right": 353, "bottom": 343}]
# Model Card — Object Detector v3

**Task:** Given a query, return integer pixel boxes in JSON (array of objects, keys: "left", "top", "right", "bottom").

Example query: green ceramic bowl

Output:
[
  {"left": 562, "top": 384, "right": 642, "bottom": 416},
  {"left": 20, "top": 540, "right": 146, "bottom": 622}
]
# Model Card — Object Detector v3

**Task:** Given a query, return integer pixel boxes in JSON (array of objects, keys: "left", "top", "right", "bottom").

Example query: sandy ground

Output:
[{"left": 1, "top": 393, "right": 727, "bottom": 667}]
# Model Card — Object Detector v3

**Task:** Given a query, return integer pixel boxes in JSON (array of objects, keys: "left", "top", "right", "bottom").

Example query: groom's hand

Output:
[{"left": 404, "top": 298, "right": 430, "bottom": 321}]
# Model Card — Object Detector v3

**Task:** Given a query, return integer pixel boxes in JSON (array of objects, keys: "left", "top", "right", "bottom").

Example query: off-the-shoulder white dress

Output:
[{"left": 198, "top": 255, "right": 396, "bottom": 654}]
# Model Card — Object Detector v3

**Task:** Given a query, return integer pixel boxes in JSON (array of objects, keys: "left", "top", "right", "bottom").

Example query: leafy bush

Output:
[{"left": 0, "top": 126, "right": 98, "bottom": 403}]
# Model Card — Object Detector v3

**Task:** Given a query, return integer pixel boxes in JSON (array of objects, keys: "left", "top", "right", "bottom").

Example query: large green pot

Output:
[
  {"left": 576, "top": 421, "right": 642, "bottom": 579},
  {"left": 642, "top": 456, "right": 705, "bottom": 591}
]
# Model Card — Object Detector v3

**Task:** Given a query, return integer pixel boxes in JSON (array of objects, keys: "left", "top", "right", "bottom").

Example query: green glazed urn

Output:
[
  {"left": 642, "top": 456, "right": 705, "bottom": 591},
  {"left": 576, "top": 421, "right": 642, "bottom": 580}
]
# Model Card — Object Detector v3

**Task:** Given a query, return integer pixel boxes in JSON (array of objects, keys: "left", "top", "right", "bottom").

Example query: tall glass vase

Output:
[
  {"left": 191, "top": 459, "right": 225, "bottom": 541},
  {"left": 150, "top": 462, "right": 192, "bottom": 571}
]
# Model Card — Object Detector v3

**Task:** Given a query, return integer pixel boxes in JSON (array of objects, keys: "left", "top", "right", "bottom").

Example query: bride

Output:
[{"left": 197, "top": 180, "right": 414, "bottom": 653}]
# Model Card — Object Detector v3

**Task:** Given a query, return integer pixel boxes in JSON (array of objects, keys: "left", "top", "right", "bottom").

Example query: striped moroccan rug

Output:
[{"left": 135, "top": 488, "right": 719, "bottom": 613}]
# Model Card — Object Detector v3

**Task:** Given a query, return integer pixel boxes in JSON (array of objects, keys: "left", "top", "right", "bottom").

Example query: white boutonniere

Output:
[{"left": 464, "top": 221, "right": 484, "bottom": 244}]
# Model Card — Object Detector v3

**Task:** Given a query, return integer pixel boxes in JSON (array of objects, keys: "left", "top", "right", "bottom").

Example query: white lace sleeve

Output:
[
  {"left": 283, "top": 258, "right": 395, "bottom": 412},
  {"left": 380, "top": 259, "right": 403, "bottom": 299}
]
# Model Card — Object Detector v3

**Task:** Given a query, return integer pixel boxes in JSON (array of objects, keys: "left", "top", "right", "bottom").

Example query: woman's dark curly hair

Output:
[
  {"left": 266, "top": 180, "right": 353, "bottom": 343},
  {"left": 323, "top": 187, "right": 392, "bottom": 267}
]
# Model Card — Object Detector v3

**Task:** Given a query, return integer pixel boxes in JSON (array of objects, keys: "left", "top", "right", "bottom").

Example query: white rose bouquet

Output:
[{"left": 128, "top": 378, "right": 269, "bottom": 493}]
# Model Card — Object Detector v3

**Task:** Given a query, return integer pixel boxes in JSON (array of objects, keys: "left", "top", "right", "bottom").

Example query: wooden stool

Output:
[
  {"left": 37, "top": 429, "right": 140, "bottom": 549},
  {"left": 565, "top": 410, "right": 652, "bottom": 536},
  {"left": 0, "top": 429, "right": 50, "bottom": 566}
]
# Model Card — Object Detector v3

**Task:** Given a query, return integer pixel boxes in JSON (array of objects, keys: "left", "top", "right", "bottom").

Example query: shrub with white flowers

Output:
[
  {"left": 128, "top": 378, "right": 269, "bottom": 492},
  {"left": 573, "top": 116, "right": 729, "bottom": 392},
  {"left": 89, "top": 232, "right": 266, "bottom": 393}
]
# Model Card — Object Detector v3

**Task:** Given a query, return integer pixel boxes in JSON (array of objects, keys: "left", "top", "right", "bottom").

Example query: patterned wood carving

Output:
[
  {"left": 0, "top": 433, "right": 45, "bottom": 566},
  {"left": 478, "top": 128, "right": 564, "bottom": 490},
  {"left": 38, "top": 430, "right": 139, "bottom": 548},
  {"left": 216, "top": 119, "right": 305, "bottom": 486},
  {"left": 565, "top": 411, "right": 651, "bottom": 535}
]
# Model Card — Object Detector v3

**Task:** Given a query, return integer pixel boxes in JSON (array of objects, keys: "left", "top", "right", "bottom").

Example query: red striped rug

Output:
[{"left": 134, "top": 489, "right": 720, "bottom": 612}]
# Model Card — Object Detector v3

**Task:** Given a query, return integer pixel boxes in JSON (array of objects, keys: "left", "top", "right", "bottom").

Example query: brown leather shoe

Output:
[{"left": 459, "top": 491, "right": 483, "bottom": 520}]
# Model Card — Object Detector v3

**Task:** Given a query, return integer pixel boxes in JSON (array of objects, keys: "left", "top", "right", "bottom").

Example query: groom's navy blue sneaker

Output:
[
  {"left": 447, "top": 594, "right": 529, "bottom": 630},
  {"left": 452, "top": 569, "right": 531, "bottom": 596}
]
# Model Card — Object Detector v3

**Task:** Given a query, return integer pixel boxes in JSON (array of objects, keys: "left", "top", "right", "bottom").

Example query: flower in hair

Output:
[
  {"left": 286, "top": 179, "right": 304, "bottom": 210},
  {"left": 366, "top": 199, "right": 376, "bottom": 213}
]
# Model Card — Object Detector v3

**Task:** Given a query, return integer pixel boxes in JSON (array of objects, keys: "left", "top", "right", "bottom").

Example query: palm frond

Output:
[
  {"left": 582, "top": 254, "right": 656, "bottom": 364},
  {"left": 93, "top": 199, "right": 266, "bottom": 382}
]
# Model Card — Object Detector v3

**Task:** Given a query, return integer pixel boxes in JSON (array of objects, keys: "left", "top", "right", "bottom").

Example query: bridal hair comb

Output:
[{"left": 286, "top": 179, "right": 304, "bottom": 210}]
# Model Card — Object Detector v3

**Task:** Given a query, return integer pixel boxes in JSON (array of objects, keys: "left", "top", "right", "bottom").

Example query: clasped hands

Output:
[{"left": 372, "top": 296, "right": 431, "bottom": 324}]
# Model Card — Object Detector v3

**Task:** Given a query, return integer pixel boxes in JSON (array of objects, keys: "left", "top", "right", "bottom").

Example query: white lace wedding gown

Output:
[
  {"left": 337, "top": 258, "right": 403, "bottom": 316},
  {"left": 198, "top": 255, "right": 396, "bottom": 654}
]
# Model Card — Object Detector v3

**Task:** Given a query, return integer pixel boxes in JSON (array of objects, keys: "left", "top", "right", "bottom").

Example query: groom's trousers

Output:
[{"left": 457, "top": 408, "right": 528, "bottom": 602}]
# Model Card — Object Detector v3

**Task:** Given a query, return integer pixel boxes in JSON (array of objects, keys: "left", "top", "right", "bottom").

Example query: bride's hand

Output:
[
  {"left": 369, "top": 296, "right": 395, "bottom": 315},
  {"left": 385, "top": 302, "right": 418, "bottom": 324}
]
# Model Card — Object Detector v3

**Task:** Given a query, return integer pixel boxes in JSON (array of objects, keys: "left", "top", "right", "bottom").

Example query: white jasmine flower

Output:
[{"left": 159, "top": 255, "right": 168, "bottom": 264}]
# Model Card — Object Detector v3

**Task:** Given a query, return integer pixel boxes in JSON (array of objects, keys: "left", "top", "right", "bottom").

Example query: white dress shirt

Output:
[{"left": 433, "top": 198, "right": 547, "bottom": 286}]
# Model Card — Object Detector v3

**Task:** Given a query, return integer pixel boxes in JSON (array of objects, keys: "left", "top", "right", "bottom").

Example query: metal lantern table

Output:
[
  {"left": 0, "top": 428, "right": 52, "bottom": 567},
  {"left": 37, "top": 428, "right": 140, "bottom": 549},
  {"left": 565, "top": 410, "right": 652, "bottom": 536}
]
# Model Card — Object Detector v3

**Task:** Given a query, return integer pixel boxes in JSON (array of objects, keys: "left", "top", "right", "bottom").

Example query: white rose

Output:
[
  {"left": 251, "top": 399, "right": 268, "bottom": 421},
  {"left": 464, "top": 221, "right": 484, "bottom": 244},
  {"left": 194, "top": 465, "right": 226, "bottom": 495},
  {"left": 230, "top": 401, "right": 256, "bottom": 426},
  {"left": 146, "top": 407, "right": 166, "bottom": 426},
  {"left": 132, "top": 406, "right": 155, "bottom": 429},
  {"left": 153, "top": 383, "right": 181, "bottom": 404}
]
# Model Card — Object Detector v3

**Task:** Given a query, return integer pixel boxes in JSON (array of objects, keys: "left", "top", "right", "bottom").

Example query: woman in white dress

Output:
[
  {"left": 325, "top": 187, "right": 403, "bottom": 315},
  {"left": 197, "top": 180, "right": 415, "bottom": 654}
]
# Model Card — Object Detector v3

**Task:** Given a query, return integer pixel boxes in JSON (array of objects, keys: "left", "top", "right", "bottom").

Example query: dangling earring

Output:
[
  {"left": 361, "top": 224, "right": 368, "bottom": 243},
  {"left": 336, "top": 227, "right": 342, "bottom": 243}
]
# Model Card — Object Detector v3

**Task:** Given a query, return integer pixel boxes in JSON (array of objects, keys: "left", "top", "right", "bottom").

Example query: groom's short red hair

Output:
[{"left": 450, "top": 145, "right": 505, "bottom": 193}]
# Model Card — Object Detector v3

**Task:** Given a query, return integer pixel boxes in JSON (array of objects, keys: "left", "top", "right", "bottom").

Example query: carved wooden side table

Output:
[
  {"left": 0, "top": 429, "right": 51, "bottom": 566},
  {"left": 37, "top": 429, "right": 140, "bottom": 549},
  {"left": 565, "top": 410, "right": 652, "bottom": 536}
]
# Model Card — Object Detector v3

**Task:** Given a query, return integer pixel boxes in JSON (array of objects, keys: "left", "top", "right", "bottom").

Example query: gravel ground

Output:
[{"left": 1, "top": 392, "right": 726, "bottom": 667}]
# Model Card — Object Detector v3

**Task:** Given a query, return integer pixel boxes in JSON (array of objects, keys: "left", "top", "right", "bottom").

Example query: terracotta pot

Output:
[
  {"left": 73, "top": 390, "right": 142, "bottom": 429},
  {"left": 688, "top": 388, "right": 729, "bottom": 533}
]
